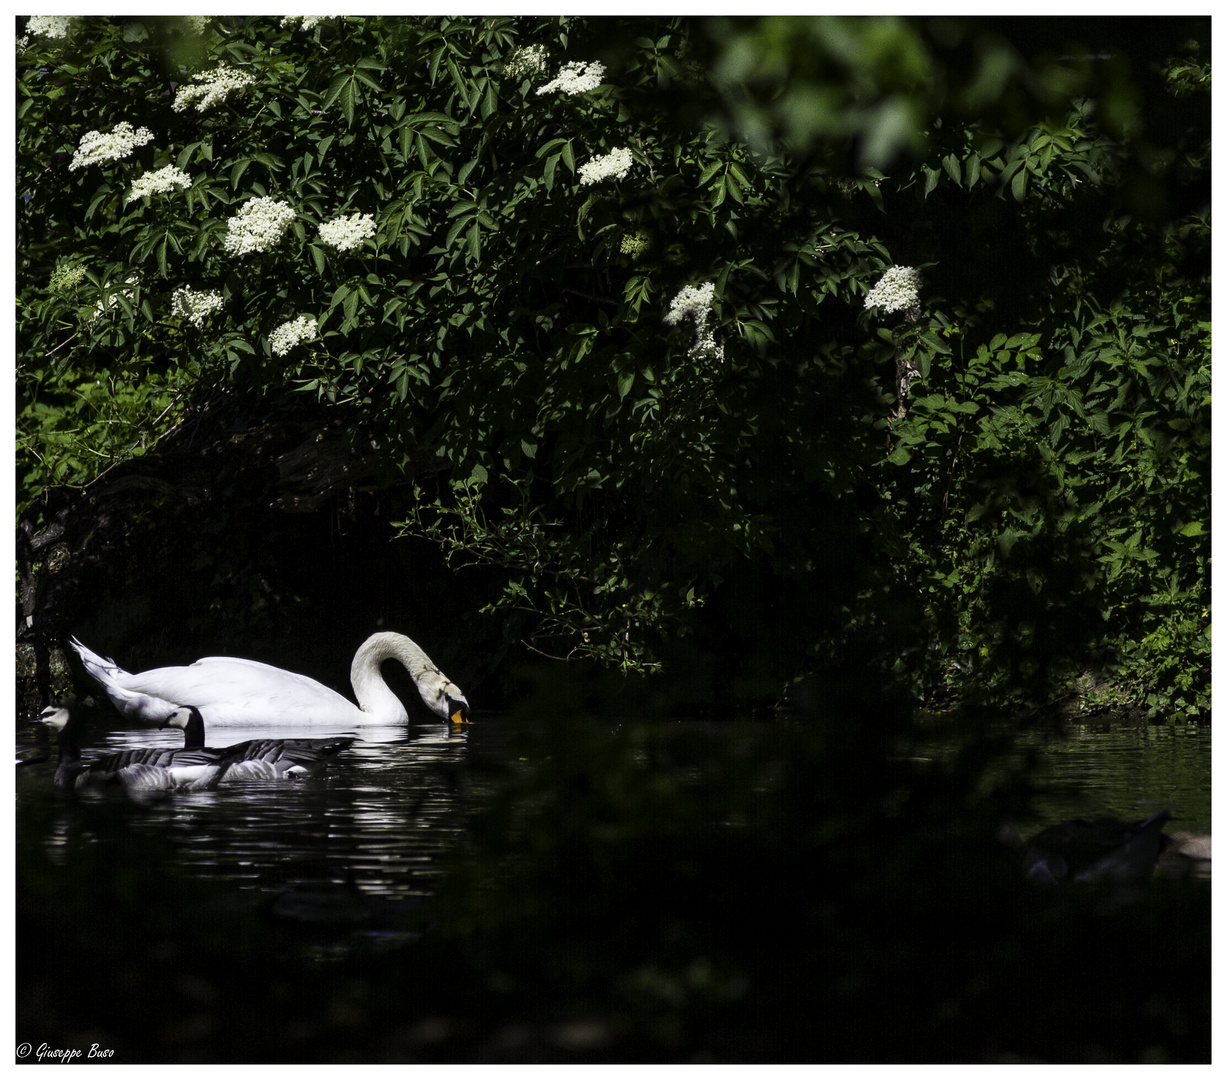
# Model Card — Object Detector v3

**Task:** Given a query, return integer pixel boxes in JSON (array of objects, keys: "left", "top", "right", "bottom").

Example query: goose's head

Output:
[
  {"left": 161, "top": 705, "right": 204, "bottom": 734},
  {"left": 35, "top": 705, "right": 72, "bottom": 733}
]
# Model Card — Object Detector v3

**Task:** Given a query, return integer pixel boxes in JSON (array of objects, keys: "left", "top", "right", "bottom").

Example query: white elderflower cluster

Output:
[
  {"left": 536, "top": 60, "right": 605, "bottom": 96},
  {"left": 48, "top": 264, "right": 86, "bottom": 292},
  {"left": 504, "top": 43, "right": 548, "bottom": 81},
  {"left": 171, "top": 286, "right": 224, "bottom": 329},
  {"left": 269, "top": 316, "right": 318, "bottom": 356},
  {"left": 280, "top": 16, "right": 331, "bottom": 30},
  {"left": 26, "top": 15, "right": 77, "bottom": 38},
  {"left": 620, "top": 231, "right": 649, "bottom": 258},
  {"left": 223, "top": 196, "right": 296, "bottom": 256},
  {"left": 863, "top": 265, "right": 922, "bottom": 315},
  {"left": 174, "top": 16, "right": 211, "bottom": 35},
  {"left": 578, "top": 146, "right": 633, "bottom": 186},
  {"left": 664, "top": 282, "right": 715, "bottom": 327},
  {"left": 318, "top": 212, "right": 376, "bottom": 252},
  {"left": 173, "top": 64, "right": 256, "bottom": 113},
  {"left": 126, "top": 164, "right": 193, "bottom": 203},
  {"left": 664, "top": 282, "right": 724, "bottom": 362},
  {"left": 69, "top": 122, "right": 154, "bottom": 171}
]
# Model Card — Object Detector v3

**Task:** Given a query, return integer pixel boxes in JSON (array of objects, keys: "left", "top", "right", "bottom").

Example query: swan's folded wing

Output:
[{"left": 120, "top": 657, "right": 360, "bottom": 723}]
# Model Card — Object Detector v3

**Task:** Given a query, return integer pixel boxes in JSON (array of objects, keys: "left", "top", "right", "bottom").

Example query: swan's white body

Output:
[{"left": 70, "top": 632, "right": 469, "bottom": 728}]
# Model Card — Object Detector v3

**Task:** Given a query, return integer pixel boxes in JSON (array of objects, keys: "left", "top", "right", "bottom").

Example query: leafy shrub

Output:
[{"left": 17, "top": 16, "right": 1209, "bottom": 713}]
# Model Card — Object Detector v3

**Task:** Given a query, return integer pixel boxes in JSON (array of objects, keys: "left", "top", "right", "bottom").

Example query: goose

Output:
[
  {"left": 1157, "top": 829, "right": 1211, "bottom": 879},
  {"left": 70, "top": 632, "right": 470, "bottom": 729},
  {"left": 161, "top": 705, "right": 356, "bottom": 781},
  {"left": 1020, "top": 808, "right": 1173, "bottom": 885},
  {"left": 33, "top": 705, "right": 231, "bottom": 794},
  {"left": 1160, "top": 829, "right": 1211, "bottom": 861}
]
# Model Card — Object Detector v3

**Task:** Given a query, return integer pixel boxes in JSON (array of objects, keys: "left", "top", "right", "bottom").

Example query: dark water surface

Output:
[
  {"left": 16, "top": 720, "right": 514, "bottom": 926},
  {"left": 14, "top": 713, "right": 1211, "bottom": 1062},
  {"left": 1016, "top": 722, "right": 1211, "bottom": 833},
  {"left": 17, "top": 715, "right": 1210, "bottom": 912}
]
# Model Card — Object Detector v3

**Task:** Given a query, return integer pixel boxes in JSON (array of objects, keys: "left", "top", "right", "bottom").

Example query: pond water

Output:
[
  {"left": 1015, "top": 723, "right": 1212, "bottom": 834},
  {"left": 16, "top": 713, "right": 1210, "bottom": 1063},
  {"left": 16, "top": 719, "right": 511, "bottom": 944},
  {"left": 908, "top": 718, "right": 1213, "bottom": 835},
  {"left": 17, "top": 715, "right": 1211, "bottom": 926}
]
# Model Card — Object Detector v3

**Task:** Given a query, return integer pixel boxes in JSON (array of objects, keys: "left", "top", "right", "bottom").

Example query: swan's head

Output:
[
  {"left": 414, "top": 666, "right": 471, "bottom": 725},
  {"left": 446, "top": 693, "right": 471, "bottom": 726},
  {"left": 35, "top": 705, "right": 72, "bottom": 733}
]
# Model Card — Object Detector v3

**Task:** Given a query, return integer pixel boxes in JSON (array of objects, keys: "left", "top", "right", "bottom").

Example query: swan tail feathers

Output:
[
  {"left": 69, "top": 636, "right": 181, "bottom": 725},
  {"left": 70, "top": 636, "right": 130, "bottom": 679}
]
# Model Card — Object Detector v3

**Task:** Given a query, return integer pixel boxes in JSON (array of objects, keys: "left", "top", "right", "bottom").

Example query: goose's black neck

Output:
[
  {"left": 37, "top": 710, "right": 82, "bottom": 787},
  {"left": 179, "top": 708, "right": 207, "bottom": 749}
]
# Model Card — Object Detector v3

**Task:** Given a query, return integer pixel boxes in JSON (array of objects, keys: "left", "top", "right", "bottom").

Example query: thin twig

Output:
[{"left": 44, "top": 333, "right": 79, "bottom": 357}]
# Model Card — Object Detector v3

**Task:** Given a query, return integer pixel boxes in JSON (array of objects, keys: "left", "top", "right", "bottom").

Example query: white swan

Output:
[
  {"left": 70, "top": 632, "right": 470, "bottom": 729},
  {"left": 34, "top": 705, "right": 230, "bottom": 794},
  {"left": 161, "top": 705, "right": 356, "bottom": 781}
]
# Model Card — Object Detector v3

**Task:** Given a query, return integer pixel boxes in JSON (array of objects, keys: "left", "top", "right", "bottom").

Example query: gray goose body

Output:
[
  {"left": 1022, "top": 808, "right": 1173, "bottom": 884},
  {"left": 162, "top": 706, "right": 356, "bottom": 781},
  {"left": 34, "top": 706, "right": 230, "bottom": 794}
]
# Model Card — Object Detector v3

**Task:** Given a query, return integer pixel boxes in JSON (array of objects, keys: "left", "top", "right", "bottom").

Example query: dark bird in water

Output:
[
  {"left": 33, "top": 705, "right": 232, "bottom": 794},
  {"left": 1020, "top": 809, "right": 1174, "bottom": 885},
  {"left": 161, "top": 705, "right": 357, "bottom": 781},
  {"left": 1156, "top": 829, "right": 1211, "bottom": 879}
]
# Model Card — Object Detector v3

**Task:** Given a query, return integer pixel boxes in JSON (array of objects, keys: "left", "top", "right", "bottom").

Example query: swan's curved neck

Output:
[{"left": 350, "top": 632, "right": 441, "bottom": 724}]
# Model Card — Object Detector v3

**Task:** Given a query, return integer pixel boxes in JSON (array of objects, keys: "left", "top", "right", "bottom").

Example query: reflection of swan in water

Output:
[
  {"left": 1019, "top": 809, "right": 1174, "bottom": 884},
  {"left": 161, "top": 705, "right": 356, "bottom": 781},
  {"left": 70, "top": 632, "right": 470, "bottom": 728},
  {"left": 34, "top": 705, "right": 230, "bottom": 794}
]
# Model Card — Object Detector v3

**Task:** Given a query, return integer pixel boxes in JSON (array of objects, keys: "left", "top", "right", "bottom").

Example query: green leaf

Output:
[
  {"left": 480, "top": 80, "right": 498, "bottom": 120},
  {"left": 965, "top": 153, "right": 981, "bottom": 189}
]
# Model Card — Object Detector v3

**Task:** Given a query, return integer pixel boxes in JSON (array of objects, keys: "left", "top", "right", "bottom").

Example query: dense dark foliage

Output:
[
  {"left": 15, "top": 18, "right": 1210, "bottom": 1065},
  {"left": 16, "top": 15, "right": 1209, "bottom": 715}
]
